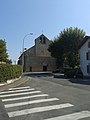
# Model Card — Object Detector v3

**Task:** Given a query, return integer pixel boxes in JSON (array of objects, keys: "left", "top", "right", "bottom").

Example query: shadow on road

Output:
[
  {"left": 53, "top": 73, "right": 90, "bottom": 85},
  {"left": 23, "top": 72, "right": 53, "bottom": 78},
  {"left": 23, "top": 72, "right": 90, "bottom": 85},
  {"left": 68, "top": 79, "right": 90, "bottom": 85}
]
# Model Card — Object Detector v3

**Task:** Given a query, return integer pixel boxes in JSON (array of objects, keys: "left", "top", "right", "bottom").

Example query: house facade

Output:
[
  {"left": 18, "top": 34, "right": 56, "bottom": 72},
  {"left": 79, "top": 36, "right": 90, "bottom": 78}
]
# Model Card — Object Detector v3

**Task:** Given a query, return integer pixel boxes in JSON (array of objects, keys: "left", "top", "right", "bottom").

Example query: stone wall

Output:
[
  {"left": 18, "top": 34, "right": 57, "bottom": 72},
  {"left": 35, "top": 34, "right": 51, "bottom": 57},
  {"left": 24, "top": 56, "right": 56, "bottom": 72}
]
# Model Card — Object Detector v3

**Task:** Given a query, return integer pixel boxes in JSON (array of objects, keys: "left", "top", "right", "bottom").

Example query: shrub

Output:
[{"left": 0, "top": 64, "right": 22, "bottom": 82}]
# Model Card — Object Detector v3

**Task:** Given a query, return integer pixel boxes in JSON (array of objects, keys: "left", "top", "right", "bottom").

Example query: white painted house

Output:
[{"left": 79, "top": 36, "right": 90, "bottom": 78}]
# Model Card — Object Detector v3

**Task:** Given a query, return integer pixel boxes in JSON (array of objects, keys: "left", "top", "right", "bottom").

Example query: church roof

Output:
[{"left": 35, "top": 34, "right": 49, "bottom": 41}]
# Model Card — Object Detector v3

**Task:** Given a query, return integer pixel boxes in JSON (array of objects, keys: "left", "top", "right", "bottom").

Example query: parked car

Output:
[
  {"left": 52, "top": 69, "right": 60, "bottom": 73},
  {"left": 52, "top": 68, "right": 64, "bottom": 73},
  {"left": 64, "top": 69, "right": 83, "bottom": 78},
  {"left": 75, "top": 69, "right": 83, "bottom": 78}
]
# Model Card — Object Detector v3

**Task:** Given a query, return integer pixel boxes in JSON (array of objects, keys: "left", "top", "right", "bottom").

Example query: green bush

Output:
[{"left": 0, "top": 64, "right": 22, "bottom": 82}]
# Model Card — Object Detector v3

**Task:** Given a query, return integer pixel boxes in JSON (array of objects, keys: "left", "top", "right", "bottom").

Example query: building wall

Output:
[
  {"left": 80, "top": 39, "right": 90, "bottom": 78},
  {"left": 35, "top": 34, "right": 51, "bottom": 57},
  {"left": 25, "top": 46, "right": 36, "bottom": 57},
  {"left": 19, "top": 34, "right": 57, "bottom": 72},
  {"left": 24, "top": 56, "right": 56, "bottom": 72}
]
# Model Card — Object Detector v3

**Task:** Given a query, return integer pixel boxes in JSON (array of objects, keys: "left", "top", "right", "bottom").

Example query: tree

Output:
[
  {"left": 0, "top": 39, "right": 8, "bottom": 62},
  {"left": 48, "top": 27, "right": 85, "bottom": 68}
]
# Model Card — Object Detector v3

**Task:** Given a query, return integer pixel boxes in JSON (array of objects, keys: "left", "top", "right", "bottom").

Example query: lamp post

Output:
[{"left": 22, "top": 33, "right": 33, "bottom": 74}]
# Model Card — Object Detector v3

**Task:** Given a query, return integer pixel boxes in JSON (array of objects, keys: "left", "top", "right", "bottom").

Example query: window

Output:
[
  {"left": 39, "top": 36, "right": 46, "bottom": 44},
  {"left": 87, "top": 65, "right": 90, "bottom": 73},
  {"left": 43, "top": 37, "right": 46, "bottom": 44},
  {"left": 39, "top": 37, "right": 42, "bottom": 43},
  {"left": 40, "top": 37, "right": 42, "bottom": 41},
  {"left": 86, "top": 52, "right": 90, "bottom": 60},
  {"left": 88, "top": 42, "right": 90, "bottom": 48}
]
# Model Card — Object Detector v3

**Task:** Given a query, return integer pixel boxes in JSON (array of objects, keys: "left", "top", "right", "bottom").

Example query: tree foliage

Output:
[
  {"left": 48, "top": 27, "right": 85, "bottom": 68},
  {"left": 0, "top": 39, "right": 8, "bottom": 62}
]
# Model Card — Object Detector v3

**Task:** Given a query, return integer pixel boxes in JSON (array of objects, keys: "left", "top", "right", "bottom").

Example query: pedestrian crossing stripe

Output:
[
  {"left": 0, "top": 91, "right": 41, "bottom": 97},
  {"left": 44, "top": 111, "right": 90, "bottom": 120},
  {"left": 5, "top": 98, "right": 59, "bottom": 108},
  {"left": 0, "top": 88, "right": 35, "bottom": 94},
  {"left": 8, "top": 103, "right": 74, "bottom": 117},
  {"left": 2, "top": 94, "right": 49, "bottom": 102},
  {"left": 8, "top": 86, "right": 30, "bottom": 90},
  {"left": 1, "top": 86, "right": 90, "bottom": 120}
]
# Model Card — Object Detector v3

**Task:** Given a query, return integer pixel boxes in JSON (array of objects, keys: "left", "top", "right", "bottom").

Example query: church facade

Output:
[{"left": 18, "top": 34, "right": 56, "bottom": 72}]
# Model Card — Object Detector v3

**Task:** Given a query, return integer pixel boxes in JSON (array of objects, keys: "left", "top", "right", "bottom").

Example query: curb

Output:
[
  {"left": 0, "top": 77, "right": 21, "bottom": 86},
  {"left": 53, "top": 73, "right": 65, "bottom": 78}
]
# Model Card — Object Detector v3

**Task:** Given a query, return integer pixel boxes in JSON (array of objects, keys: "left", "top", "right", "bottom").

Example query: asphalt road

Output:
[{"left": 0, "top": 73, "right": 90, "bottom": 120}]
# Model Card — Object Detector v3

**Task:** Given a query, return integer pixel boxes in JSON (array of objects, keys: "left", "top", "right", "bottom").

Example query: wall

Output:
[
  {"left": 80, "top": 39, "right": 90, "bottom": 77},
  {"left": 18, "top": 34, "right": 57, "bottom": 72},
  {"left": 24, "top": 56, "right": 56, "bottom": 72},
  {"left": 25, "top": 46, "right": 36, "bottom": 57},
  {"left": 35, "top": 34, "right": 51, "bottom": 57}
]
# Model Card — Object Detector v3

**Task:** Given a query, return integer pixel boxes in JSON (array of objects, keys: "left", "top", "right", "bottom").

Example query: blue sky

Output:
[{"left": 0, "top": 0, "right": 90, "bottom": 63}]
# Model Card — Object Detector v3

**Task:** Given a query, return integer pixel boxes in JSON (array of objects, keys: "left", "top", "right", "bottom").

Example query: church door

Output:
[{"left": 43, "top": 66, "right": 47, "bottom": 71}]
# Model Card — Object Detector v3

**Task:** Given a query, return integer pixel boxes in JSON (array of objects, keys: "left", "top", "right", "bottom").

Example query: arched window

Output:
[
  {"left": 39, "top": 36, "right": 46, "bottom": 44},
  {"left": 88, "top": 42, "right": 90, "bottom": 48},
  {"left": 43, "top": 37, "right": 46, "bottom": 44}
]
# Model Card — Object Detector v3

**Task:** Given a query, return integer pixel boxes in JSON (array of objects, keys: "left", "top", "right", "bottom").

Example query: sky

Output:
[{"left": 0, "top": 0, "right": 90, "bottom": 63}]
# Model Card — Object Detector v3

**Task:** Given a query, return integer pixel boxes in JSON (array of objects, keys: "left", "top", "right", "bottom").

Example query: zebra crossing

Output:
[{"left": 0, "top": 86, "right": 90, "bottom": 120}]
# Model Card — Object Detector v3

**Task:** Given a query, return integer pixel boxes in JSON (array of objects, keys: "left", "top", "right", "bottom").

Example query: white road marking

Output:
[
  {"left": 44, "top": 111, "right": 90, "bottom": 120},
  {"left": 8, "top": 103, "right": 74, "bottom": 117},
  {"left": 0, "top": 91, "right": 41, "bottom": 98},
  {"left": 5, "top": 98, "right": 59, "bottom": 108},
  {"left": 8, "top": 86, "right": 30, "bottom": 90},
  {"left": 2, "top": 94, "right": 49, "bottom": 102},
  {"left": 0, "top": 88, "right": 35, "bottom": 94}
]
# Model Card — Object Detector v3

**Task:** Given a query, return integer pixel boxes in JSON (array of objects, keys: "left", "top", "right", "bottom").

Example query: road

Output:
[{"left": 0, "top": 73, "right": 90, "bottom": 120}]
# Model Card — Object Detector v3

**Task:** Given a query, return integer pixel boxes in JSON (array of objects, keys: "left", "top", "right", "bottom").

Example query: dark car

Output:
[
  {"left": 64, "top": 69, "right": 83, "bottom": 78},
  {"left": 75, "top": 69, "right": 83, "bottom": 78},
  {"left": 53, "top": 68, "right": 64, "bottom": 73}
]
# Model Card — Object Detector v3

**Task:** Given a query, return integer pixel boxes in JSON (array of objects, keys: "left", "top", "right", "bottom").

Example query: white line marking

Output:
[
  {"left": 5, "top": 98, "right": 59, "bottom": 108},
  {"left": 0, "top": 91, "right": 41, "bottom": 98},
  {"left": 8, "top": 103, "right": 74, "bottom": 117},
  {"left": 2, "top": 94, "right": 49, "bottom": 102},
  {"left": 0, "top": 88, "right": 35, "bottom": 94},
  {"left": 8, "top": 86, "right": 30, "bottom": 90},
  {"left": 44, "top": 111, "right": 90, "bottom": 120}
]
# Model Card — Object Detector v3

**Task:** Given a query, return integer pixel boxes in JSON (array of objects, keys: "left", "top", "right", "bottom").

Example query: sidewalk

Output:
[{"left": 0, "top": 76, "right": 30, "bottom": 92}]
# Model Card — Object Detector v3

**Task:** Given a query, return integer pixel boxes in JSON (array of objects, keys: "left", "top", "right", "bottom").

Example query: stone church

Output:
[{"left": 18, "top": 34, "right": 56, "bottom": 72}]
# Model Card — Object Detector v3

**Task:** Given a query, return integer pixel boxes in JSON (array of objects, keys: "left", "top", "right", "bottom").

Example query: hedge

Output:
[{"left": 0, "top": 64, "right": 22, "bottom": 82}]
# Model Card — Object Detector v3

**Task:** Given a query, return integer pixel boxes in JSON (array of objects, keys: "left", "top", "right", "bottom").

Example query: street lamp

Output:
[{"left": 22, "top": 33, "right": 33, "bottom": 74}]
